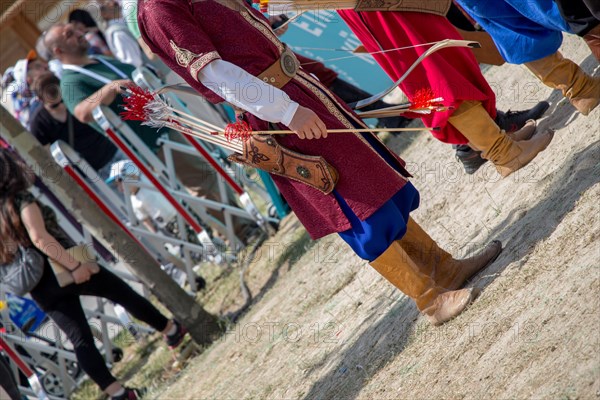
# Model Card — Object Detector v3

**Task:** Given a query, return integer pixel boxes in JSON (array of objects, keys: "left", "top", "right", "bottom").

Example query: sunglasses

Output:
[{"left": 47, "top": 99, "right": 63, "bottom": 109}]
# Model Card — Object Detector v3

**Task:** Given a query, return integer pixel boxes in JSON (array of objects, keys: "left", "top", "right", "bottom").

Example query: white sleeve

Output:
[
  {"left": 112, "top": 31, "right": 144, "bottom": 68},
  {"left": 197, "top": 59, "right": 299, "bottom": 126}
]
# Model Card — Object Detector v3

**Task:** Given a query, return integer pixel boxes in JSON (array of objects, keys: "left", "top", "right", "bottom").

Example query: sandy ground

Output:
[{"left": 146, "top": 34, "right": 600, "bottom": 400}]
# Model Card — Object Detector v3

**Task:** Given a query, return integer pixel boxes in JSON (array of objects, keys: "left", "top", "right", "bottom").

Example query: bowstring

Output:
[{"left": 295, "top": 41, "right": 441, "bottom": 66}]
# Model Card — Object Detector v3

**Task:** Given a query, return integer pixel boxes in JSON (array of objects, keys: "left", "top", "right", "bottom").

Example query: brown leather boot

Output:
[
  {"left": 525, "top": 51, "right": 600, "bottom": 115},
  {"left": 448, "top": 101, "right": 554, "bottom": 178},
  {"left": 420, "top": 289, "right": 479, "bottom": 325},
  {"left": 369, "top": 241, "right": 477, "bottom": 325},
  {"left": 493, "top": 131, "right": 554, "bottom": 178},
  {"left": 507, "top": 119, "right": 536, "bottom": 141},
  {"left": 399, "top": 218, "right": 502, "bottom": 291}
]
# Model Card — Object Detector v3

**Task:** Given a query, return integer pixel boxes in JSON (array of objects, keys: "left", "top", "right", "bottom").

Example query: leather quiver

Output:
[{"left": 228, "top": 135, "right": 339, "bottom": 194}]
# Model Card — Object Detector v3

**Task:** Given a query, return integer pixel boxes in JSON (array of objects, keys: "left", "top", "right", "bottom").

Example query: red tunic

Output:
[
  {"left": 337, "top": 10, "right": 497, "bottom": 144},
  {"left": 138, "top": 0, "right": 411, "bottom": 239}
]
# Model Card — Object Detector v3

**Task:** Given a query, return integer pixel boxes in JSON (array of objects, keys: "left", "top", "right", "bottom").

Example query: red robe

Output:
[
  {"left": 138, "top": 0, "right": 411, "bottom": 239},
  {"left": 338, "top": 10, "right": 497, "bottom": 144}
]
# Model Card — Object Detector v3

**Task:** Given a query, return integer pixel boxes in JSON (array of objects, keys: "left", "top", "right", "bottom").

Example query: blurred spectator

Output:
[
  {"left": 117, "top": 0, "right": 175, "bottom": 78},
  {"left": 1, "top": 67, "right": 15, "bottom": 89},
  {"left": 43, "top": 22, "right": 260, "bottom": 245},
  {"left": 68, "top": 9, "right": 113, "bottom": 57},
  {"left": 30, "top": 71, "right": 126, "bottom": 179},
  {"left": 107, "top": 160, "right": 178, "bottom": 234},
  {"left": 35, "top": 35, "right": 64, "bottom": 78},
  {"left": 106, "top": 160, "right": 208, "bottom": 289},
  {"left": 0, "top": 149, "right": 186, "bottom": 400},
  {"left": 9, "top": 50, "right": 49, "bottom": 129},
  {"left": 99, "top": 0, "right": 145, "bottom": 67}
]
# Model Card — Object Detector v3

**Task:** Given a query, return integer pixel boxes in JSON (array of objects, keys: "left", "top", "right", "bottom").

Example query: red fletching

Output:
[
  {"left": 410, "top": 88, "right": 443, "bottom": 110},
  {"left": 170, "top": 119, "right": 198, "bottom": 137},
  {"left": 224, "top": 120, "right": 253, "bottom": 141},
  {"left": 120, "top": 85, "right": 155, "bottom": 121}
]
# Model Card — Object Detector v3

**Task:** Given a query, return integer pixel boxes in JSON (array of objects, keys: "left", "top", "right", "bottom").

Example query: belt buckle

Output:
[{"left": 280, "top": 46, "right": 298, "bottom": 78}]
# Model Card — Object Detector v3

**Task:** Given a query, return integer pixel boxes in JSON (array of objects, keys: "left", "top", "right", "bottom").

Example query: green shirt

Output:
[
  {"left": 122, "top": 0, "right": 142, "bottom": 39},
  {"left": 60, "top": 56, "right": 161, "bottom": 152}
]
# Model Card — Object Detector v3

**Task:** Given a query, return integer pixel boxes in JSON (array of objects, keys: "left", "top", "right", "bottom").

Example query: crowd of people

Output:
[{"left": 1, "top": 0, "right": 598, "bottom": 398}]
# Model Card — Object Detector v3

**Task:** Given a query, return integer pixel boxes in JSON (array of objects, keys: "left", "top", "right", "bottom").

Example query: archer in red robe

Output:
[
  {"left": 339, "top": 10, "right": 494, "bottom": 144},
  {"left": 338, "top": 9, "right": 553, "bottom": 178},
  {"left": 138, "top": 0, "right": 504, "bottom": 326}
]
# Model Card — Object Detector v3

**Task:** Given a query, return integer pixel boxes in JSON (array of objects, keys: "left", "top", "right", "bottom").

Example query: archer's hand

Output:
[
  {"left": 288, "top": 106, "right": 328, "bottom": 140},
  {"left": 72, "top": 262, "right": 100, "bottom": 284}
]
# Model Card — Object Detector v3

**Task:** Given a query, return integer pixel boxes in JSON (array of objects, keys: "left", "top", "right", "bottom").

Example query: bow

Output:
[
  {"left": 154, "top": 39, "right": 481, "bottom": 117},
  {"left": 352, "top": 39, "right": 481, "bottom": 110}
]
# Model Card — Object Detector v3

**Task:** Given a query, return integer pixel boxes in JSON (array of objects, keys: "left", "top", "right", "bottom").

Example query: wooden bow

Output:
[{"left": 352, "top": 39, "right": 481, "bottom": 110}]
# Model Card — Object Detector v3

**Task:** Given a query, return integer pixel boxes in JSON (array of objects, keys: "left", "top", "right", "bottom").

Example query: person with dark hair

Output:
[
  {"left": 68, "top": 9, "right": 112, "bottom": 57},
  {"left": 30, "top": 71, "right": 125, "bottom": 179},
  {"left": 0, "top": 149, "right": 186, "bottom": 400},
  {"left": 43, "top": 22, "right": 260, "bottom": 245}
]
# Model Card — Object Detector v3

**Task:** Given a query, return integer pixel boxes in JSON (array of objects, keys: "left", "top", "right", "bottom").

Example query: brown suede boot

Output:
[
  {"left": 399, "top": 218, "right": 502, "bottom": 291},
  {"left": 420, "top": 289, "right": 478, "bottom": 325},
  {"left": 369, "top": 241, "right": 477, "bottom": 326},
  {"left": 583, "top": 24, "right": 600, "bottom": 63},
  {"left": 507, "top": 119, "right": 536, "bottom": 141},
  {"left": 525, "top": 51, "right": 600, "bottom": 115},
  {"left": 448, "top": 101, "right": 554, "bottom": 178}
]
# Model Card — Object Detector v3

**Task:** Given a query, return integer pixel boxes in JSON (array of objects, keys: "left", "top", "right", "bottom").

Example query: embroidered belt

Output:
[
  {"left": 256, "top": 45, "right": 299, "bottom": 89},
  {"left": 228, "top": 134, "right": 339, "bottom": 194}
]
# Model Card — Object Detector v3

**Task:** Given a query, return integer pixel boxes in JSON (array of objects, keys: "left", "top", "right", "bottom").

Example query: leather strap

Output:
[
  {"left": 228, "top": 135, "right": 339, "bottom": 194},
  {"left": 256, "top": 45, "right": 299, "bottom": 89},
  {"left": 456, "top": 28, "right": 505, "bottom": 66}
]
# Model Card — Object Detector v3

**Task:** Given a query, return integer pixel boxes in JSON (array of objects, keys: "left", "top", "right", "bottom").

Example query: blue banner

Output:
[{"left": 279, "top": 11, "right": 392, "bottom": 94}]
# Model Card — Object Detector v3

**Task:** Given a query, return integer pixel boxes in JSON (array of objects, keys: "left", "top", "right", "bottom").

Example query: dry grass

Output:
[{"left": 72, "top": 34, "right": 599, "bottom": 400}]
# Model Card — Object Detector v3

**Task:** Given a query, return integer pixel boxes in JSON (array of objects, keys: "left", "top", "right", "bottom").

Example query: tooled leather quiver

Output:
[{"left": 228, "top": 135, "right": 339, "bottom": 194}]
